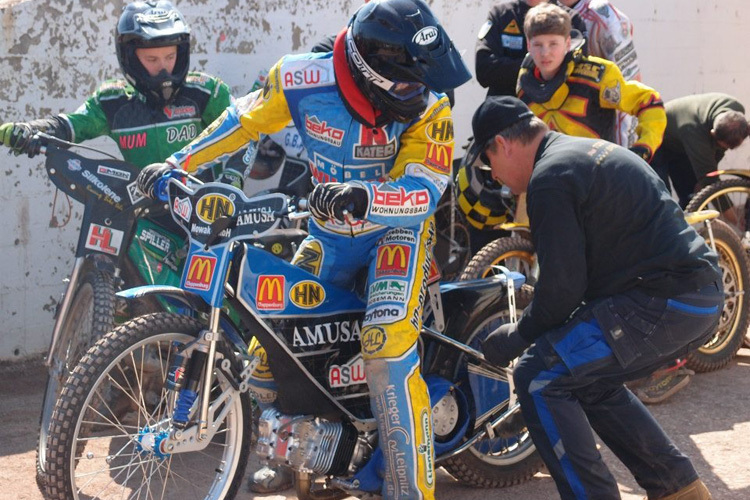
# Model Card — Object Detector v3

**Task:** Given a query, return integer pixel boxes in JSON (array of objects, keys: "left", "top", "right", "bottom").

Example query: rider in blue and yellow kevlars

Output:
[{"left": 136, "top": 1, "right": 471, "bottom": 498}]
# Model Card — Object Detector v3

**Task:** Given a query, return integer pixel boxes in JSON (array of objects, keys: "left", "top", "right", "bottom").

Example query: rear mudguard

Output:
[
  {"left": 116, "top": 285, "right": 210, "bottom": 315},
  {"left": 708, "top": 169, "right": 750, "bottom": 179}
]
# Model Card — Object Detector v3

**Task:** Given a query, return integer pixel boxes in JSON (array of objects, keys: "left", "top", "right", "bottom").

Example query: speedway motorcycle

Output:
[
  {"left": 44, "top": 174, "right": 542, "bottom": 499},
  {"left": 23, "top": 133, "right": 306, "bottom": 489}
]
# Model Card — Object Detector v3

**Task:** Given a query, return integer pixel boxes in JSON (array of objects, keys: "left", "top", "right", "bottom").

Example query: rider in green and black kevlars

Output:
[{"left": 0, "top": 0, "right": 244, "bottom": 188}]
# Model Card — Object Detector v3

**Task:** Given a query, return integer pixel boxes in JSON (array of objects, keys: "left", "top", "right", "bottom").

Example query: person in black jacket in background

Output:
[{"left": 475, "top": 0, "right": 588, "bottom": 97}]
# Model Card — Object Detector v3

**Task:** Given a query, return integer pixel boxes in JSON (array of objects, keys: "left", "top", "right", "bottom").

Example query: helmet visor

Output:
[{"left": 347, "top": 28, "right": 425, "bottom": 100}]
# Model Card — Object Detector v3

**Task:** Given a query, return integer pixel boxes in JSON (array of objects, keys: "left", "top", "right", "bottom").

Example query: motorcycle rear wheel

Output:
[
  {"left": 442, "top": 285, "right": 545, "bottom": 488},
  {"left": 44, "top": 312, "right": 252, "bottom": 500},
  {"left": 687, "top": 220, "right": 750, "bottom": 372},
  {"left": 686, "top": 179, "right": 750, "bottom": 349},
  {"left": 460, "top": 236, "right": 536, "bottom": 283},
  {"left": 36, "top": 270, "right": 115, "bottom": 491}
]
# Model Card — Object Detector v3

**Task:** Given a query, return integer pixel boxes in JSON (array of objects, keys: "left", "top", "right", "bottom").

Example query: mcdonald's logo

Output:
[
  {"left": 375, "top": 244, "right": 411, "bottom": 278},
  {"left": 424, "top": 143, "right": 452, "bottom": 173},
  {"left": 290, "top": 280, "right": 325, "bottom": 309},
  {"left": 196, "top": 193, "right": 235, "bottom": 224},
  {"left": 185, "top": 255, "right": 216, "bottom": 291},
  {"left": 256, "top": 275, "right": 285, "bottom": 310}
]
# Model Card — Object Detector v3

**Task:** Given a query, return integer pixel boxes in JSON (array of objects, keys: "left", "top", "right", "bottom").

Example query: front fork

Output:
[{"left": 45, "top": 257, "right": 85, "bottom": 368}]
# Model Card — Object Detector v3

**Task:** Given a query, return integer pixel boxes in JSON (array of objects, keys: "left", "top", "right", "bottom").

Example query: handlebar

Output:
[{"left": 35, "top": 132, "right": 120, "bottom": 159}]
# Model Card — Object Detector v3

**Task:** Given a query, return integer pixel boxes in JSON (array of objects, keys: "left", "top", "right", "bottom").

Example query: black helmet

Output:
[
  {"left": 116, "top": 1, "right": 191, "bottom": 105},
  {"left": 346, "top": 0, "right": 471, "bottom": 123}
]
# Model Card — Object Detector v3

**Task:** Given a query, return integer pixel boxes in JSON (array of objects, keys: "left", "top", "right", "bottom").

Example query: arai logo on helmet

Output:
[{"left": 413, "top": 26, "right": 439, "bottom": 46}]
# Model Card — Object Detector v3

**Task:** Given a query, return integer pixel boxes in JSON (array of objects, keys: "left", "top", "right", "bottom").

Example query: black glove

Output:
[
  {"left": 628, "top": 145, "right": 652, "bottom": 163},
  {"left": 137, "top": 162, "right": 173, "bottom": 200},
  {"left": 0, "top": 122, "right": 42, "bottom": 157},
  {"left": 307, "top": 182, "right": 368, "bottom": 223},
  {"left": 481, "top": 323, "right": 531, "bottom": 368}
]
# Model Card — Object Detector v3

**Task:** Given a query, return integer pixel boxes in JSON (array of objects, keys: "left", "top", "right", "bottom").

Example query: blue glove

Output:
[
  {"left": 307, "top": 182, "right": 368, "bottom": 223},
  {"left": 137, "top": 162, "right": 173, "bottom": 200},
  {"left": 481, "top": 323, "right": 531, "bottom": 368}
]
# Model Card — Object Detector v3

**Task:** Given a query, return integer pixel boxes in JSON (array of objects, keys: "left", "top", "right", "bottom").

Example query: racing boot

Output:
[
  {"left": 633, "top": 360, "right": 694, "bottom": 405},
  {"left": 648, "top": 479, "right": 712, "bottom": 500},
  {"left": 247, "top": 464, "right": 293, "bottom": 493}
]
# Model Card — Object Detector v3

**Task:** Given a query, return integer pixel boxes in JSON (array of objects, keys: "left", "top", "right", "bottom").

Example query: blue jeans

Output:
[{"left": 514, "top": 282, "right": 722, "bottom": 499}]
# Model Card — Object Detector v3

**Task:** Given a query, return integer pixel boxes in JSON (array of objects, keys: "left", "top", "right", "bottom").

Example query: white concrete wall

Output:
[{"left": 1, "top": 0, "right": 749, "bottom": 360}]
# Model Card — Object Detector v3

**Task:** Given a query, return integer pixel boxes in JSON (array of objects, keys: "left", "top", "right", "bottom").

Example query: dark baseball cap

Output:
[{"left": 465, "top": 96, "right": 535, "bottom": 167}]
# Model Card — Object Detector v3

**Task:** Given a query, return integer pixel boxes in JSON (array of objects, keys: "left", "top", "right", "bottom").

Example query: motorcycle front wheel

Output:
[
  {"left": 441, "top": 285, "right": 545, "bottom": 487},
  {"left": 44, "top": 312, "right": 252, "bottom": 500},
  {"left": 37, "top": 270, "right": 115, "bottom": 490}
]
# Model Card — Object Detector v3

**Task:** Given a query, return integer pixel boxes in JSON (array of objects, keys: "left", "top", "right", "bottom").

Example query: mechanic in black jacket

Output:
[
  {"left": 466, "top": 96, "right": 720, "bottom": 500},
  {"left": 475, "top": 0, "right": 588, "bottom": 97}
]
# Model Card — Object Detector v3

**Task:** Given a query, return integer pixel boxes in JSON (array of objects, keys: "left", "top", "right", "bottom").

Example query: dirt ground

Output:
[{"left": 2, "top": 349, "right": 749, "bottom": 500}]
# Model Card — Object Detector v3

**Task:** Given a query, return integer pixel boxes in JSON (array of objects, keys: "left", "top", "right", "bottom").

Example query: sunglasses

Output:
[{"left": 478, "top": 136, "right": 495, "bottom": 166}]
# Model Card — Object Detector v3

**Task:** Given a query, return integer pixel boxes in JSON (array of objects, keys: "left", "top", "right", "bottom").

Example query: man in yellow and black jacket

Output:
[{"left": 517, "top": 2, "right": 665, "bottom": 162}]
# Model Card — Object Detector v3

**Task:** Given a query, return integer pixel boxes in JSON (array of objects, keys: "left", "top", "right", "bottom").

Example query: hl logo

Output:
[
  {"left": 290, "top": 280, "right": 325, "bottom": 309},
  {"left": 185, "top": 255, "right": 216, "bottom": 291},
  {"left": 256, "top": 275, "right": 285, "bottom": 310},
  {"left": 375, "top": 244, "right": 411, "bottom": 278},
  {"left": 424, "top": 143, "right": 452, "bottom": 173},
  {"left": 197, "top": 194, "right": 235, "bottom": 224},
  {"left": 85, "top": 224, "right": 123, "bottom": 255}
]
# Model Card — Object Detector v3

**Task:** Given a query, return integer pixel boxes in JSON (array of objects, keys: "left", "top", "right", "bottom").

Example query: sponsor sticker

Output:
[
  {"left": 425, "top": 118, "right": 454, "bottom": 144},
  {"left": 424, "top": 143, "right": 452, "bottom": 173},
  {"left": 361, "top": 326, "right": 387, "bottom": 355},
  {"left": 305, "top": 115, "right": 344, "bottom": 147},
  {"left": 163, "top": 104, "right": 197, "bottom": 119},
  {"left": 371, "top": 185, "right": 430, "bottom": 217},
  {"left": 196, "top": 193, "right": 235, "bottom": 224},
  {"left": 166, "top": 124, "right": 198, "bottom": 144},
  {"left": 412, "top": 26, "right": 439, "bottom": 46},
  {"left": 353, "top": 126, "right": 397, "bottom": 159},
  {"left": 127, "top": 181, "right": 145, "bottom": 205},
  {"left": 67, "top": 158, "right": 82, "bottom": 172},
  {"left": 97, "top": 165, "right": 131, "bottom": 181},
  {"left": 119, "top": 132, "right": 147, "bottom": 150},
  {"left": 380, "top": 227, "right": 417, "bottom": 245},
  {"left": 292, "top": 240, "right": 324, "bottom": 276},
  {"left": 85, "top": 224, "right": 124, "bottom": 255},
  {"left": 282, "top": 61, "right": 331, "bottom": 89},
  {"left": 256, "top": 275, "right": 285, "bottom": 311},
  {"left": 478, "top": 20, "right": 493, "bottom": 40},
  {"left": 184, "top": 254, "right": 217, "bottom": 291},
  {"left": 82, "top": 170, "right": 122, "bottom": 203},
  {"left": 290, "top": 280, "right": 325, "bottom": 309},
  {"left": 329, "top": 353, "right": 367, "bottom": 388},
  {"left": 368, "top": 279, "right": 409, "bottom": 305},
  {"left": 375, "top": 244, "right": 411, "bottom": 278},
  {"left": 138, "top": 228, "right": 171, "bottom": 253},
  {"left": 501, "top": 34, "right": 523, "bottom": 50},
  {"left": 173, "top": 196, "right": 192, "bottom": 222},
  {"left": 503, "top": 19, "right": 522, "bottom": 35},
  {"left": 364, "top": 305, "right": 405, "bottom": 325},
  {"left": 291, "top": 319, "right": 362, "bottom": 347}
]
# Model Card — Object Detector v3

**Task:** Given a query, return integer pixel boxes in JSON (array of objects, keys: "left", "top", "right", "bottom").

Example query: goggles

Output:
[{"left": 346, "top": 28, "right": 426, "bottom": 101}]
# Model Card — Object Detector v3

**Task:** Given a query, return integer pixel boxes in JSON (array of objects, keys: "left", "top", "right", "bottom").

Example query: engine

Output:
[{"left": 256, "top": 407, "right": 373, "bottom": 476}]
